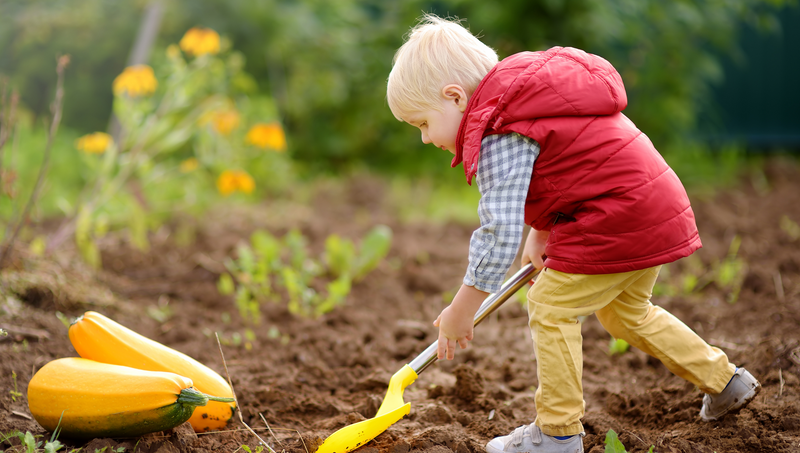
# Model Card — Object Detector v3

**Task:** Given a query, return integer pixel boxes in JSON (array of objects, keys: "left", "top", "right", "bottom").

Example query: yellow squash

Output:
[
  {"left": 27, "top": 358, "right": 234, "bottom": 438},
  {"left": 68, "top": 311, "right": 235, "bottom": 432}
]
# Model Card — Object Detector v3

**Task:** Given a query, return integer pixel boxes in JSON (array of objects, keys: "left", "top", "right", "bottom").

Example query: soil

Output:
[{"left": 2, "top": 157, "right": 800, "bottom": 453}]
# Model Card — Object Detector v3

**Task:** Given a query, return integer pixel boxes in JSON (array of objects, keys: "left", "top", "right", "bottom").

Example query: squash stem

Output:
[
  {"left": 206, "top": 395, "right": 236, "bottom": 403},
  {"left": 178, "top": 388, "right": 235, "bottom": 407}
]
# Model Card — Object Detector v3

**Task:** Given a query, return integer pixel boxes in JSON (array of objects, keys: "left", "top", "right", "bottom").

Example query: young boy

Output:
[{"left": 386, "top": 15, "right": 761, "bottom": 453}]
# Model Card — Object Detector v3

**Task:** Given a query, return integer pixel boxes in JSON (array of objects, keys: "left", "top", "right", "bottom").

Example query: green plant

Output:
[
  {"left": 90, "top": 447, "right": 125, "bottom": 453},
  {"left": 653, "top": 235, "right": 747, "bottom": 304},
  {"left": 604, "top": 429, "right": 655, "bottom": 453},
  {"left": 146, "top": 296, "right": 174, "bottom": 323},
  {"left": 241, "top": 446, "right": 265, "bottom": 453},
  {"left": 608, "top": 338, "right": 630, "bottom": 356},
  {"left": 220, "top": 225, "right": 392, "bottom": 320},
  {"left": 8, "top": 371, "right": 22, "bottom": 402},
  {"left": 780, "top": 215, "right": 800, "bottom": 241},
  {"left": 325, "top": 225, "right": 393, "bottom": 282},
  {"left": 604, "top": 429, "right": 627, "bottom": 453},
  {"left": 54, "top": 312, "right": 70, "bottom": 329},
  {"left": 0, "top": 424, "right": 64, "bottom": 453},
  {"left": 712, "top": 235, "right": 747, "bottom": 304},
  {"left": 653, "top": 255, "right": 706, "bottom": 297}
]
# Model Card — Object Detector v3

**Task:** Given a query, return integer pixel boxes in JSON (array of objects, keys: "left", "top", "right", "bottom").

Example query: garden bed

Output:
[{"left": 2, "top": 158, "right": 800, "bottom": 453}]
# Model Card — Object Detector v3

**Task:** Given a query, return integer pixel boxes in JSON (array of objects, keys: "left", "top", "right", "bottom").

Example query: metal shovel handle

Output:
[{"left": 408, "top": 264, "right": 541, "bottom": 374}]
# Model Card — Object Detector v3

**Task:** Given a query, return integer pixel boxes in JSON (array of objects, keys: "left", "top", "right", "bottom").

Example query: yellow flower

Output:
[
  {"left": 217, "top": 170, "right": 255, "bottom": 196},
  {"left": 76, "top": 132, "right": 113, "bottom": 154},
  {"left": 237, "top": 172, "right": 255, "bottom": 194},
  {"left": 180, "top": 158, "right": 199, "bottom": 173},
  {"left": 113, "top": 65, "right": 158, "bottom": 97},
  {"left": 211, "top": 109, "right": 240, "bottom": 136},
  {"left": 180, "top": 27, "right": 221, "bottom": 57},
  {"left": 245, "top": 123, "right": 287, "bottom": 151}
]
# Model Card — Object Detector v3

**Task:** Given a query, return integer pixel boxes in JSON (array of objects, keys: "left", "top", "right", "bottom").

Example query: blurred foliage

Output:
[
  {"left": 0, "top": 0, "right": 140, "bottom": 130},
  {"left": 653, "top": 235, "right": 748, "bottom": 304},
  {"left": 444, "top": 0, "right": 795, "bottom": 149},
  {"left": 1, "top": 0, "right": 795, "bottom": 179},
  {"left": 67, "top": 27, "right": 293, "bottom": 266},
  {"left": 0, "top": 123, "right": 85, "bottom": 221},
  {"left": 0, "top": 23, "right": 294, "bottom": 265}
]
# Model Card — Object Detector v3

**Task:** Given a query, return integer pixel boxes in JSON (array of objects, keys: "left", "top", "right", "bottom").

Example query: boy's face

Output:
[{"left": 402, "top": 84, "right": 467, "bottom": 155}]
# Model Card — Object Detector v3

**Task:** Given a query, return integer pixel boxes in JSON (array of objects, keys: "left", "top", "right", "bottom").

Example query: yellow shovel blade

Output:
[
  {"left": 315, "top": 403, "right": 410, "bottom": 453},
  {"left": 316, "top": 365, "right": 419, "bottom": 453}
]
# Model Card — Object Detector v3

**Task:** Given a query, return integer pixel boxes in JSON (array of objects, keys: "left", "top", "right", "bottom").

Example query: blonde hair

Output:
[{"left": 387, "top": 14, "right": 498, "bottom": 120}]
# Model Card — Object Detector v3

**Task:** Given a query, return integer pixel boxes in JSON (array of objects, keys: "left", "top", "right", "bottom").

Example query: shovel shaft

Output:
[{"left": 408, "top": 264, "right": 540, "bottom": 374}]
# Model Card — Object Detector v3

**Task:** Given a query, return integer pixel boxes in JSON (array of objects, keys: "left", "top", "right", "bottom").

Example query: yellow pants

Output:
[{"left": 526, "top": 266, "right": 736, "bottom": 437}]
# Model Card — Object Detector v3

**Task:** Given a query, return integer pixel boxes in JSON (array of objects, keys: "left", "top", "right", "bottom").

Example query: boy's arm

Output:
[
  {"left": 464, "top": 133, "right": 540, "bottom": 291},
  {"left": 434, "top": 133, "right": 540, "bottom": 360},
  {"left": 433, "top": 284, "right": 489, "bottom": 360}
]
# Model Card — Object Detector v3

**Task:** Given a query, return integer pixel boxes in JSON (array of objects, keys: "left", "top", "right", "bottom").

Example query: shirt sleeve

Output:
[{"left": 464, "top": 133, "right": 540, "bottom": 293}]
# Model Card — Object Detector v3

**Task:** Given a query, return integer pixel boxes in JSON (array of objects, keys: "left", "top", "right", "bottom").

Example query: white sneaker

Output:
[
  {"left": 700, "top": 367, "right": 761, "bottom": 421},
  {"left": 485, "top": 423, "right": 584, "bottom": 453}
]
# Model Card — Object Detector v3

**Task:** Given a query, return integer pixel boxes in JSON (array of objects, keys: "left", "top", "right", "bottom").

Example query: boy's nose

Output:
[{"left": 421, "top": 131, "right": 431, "bottom": 144}]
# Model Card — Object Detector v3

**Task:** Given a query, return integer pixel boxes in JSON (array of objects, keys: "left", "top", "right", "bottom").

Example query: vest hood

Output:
[{"left": 454, "top": 47, "right": 628, "bottom": 183}]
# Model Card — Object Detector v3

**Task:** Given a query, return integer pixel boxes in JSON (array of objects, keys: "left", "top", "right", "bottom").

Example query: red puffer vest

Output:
[{"left": 453, "top": 47, "right": 701, "bottom": 274}]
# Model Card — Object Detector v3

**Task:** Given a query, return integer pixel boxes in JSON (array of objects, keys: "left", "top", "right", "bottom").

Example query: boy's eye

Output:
[{"left": 420, "top": 122, "right": 427, "bottom": 127}]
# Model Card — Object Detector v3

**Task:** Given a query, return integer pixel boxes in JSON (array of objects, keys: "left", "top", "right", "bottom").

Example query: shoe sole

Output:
[{"left": 700, "top": 381, "right": 761, "bottom": 421}]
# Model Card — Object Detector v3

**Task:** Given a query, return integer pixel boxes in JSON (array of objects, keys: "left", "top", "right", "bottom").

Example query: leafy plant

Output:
[
  {"left": 712, "top": 235, "right": 747, "bottom": 304},
  {"left": 352, "top": 225, "right": 393, "bottom": 280},
  {"left": 0, "top": 426, "right": 65, "bottom": 453},
  {"left": 604, "top": 429, "right": 654, "bottom": 453},
  {"left": 604, "top": 429, "right": 627, "bottom": 453},
  {"left": 220, "top": 225, "right": 392, "bottom": 320},
  {"left": 8, "top": 371, "right": 22, "bottom": 402},
  {"left": 325, "top": 225, "right": 393, "bottom": 281},
  {"left": 780, "top": 215, "right": 800, "bottom": 241},
  {"left": 653, "top": 234, "right": 747, "bottom": 304},
  {"left": 608, "top": 338, "right": 630, "bottom": 356}
]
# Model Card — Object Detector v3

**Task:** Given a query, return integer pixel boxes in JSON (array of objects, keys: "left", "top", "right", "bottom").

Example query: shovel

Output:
[{"left": 316, "top": 264, "right": 541, "bottom": 453}]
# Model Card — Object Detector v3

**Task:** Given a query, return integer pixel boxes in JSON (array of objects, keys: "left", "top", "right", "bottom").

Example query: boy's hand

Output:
[
  {"left": 522, "top": 228, "right": 550, "bottom": 270},
  {"left": 433, "top": 284, "right": 488, "bottom": 360}
]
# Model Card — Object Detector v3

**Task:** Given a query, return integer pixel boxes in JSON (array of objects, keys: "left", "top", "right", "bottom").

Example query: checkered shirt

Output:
[{"left": 464, "top": 133, "right": 540, "bottom": 293}]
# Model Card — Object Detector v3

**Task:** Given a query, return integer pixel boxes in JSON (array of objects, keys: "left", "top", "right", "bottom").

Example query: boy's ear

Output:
[{"left": 441, "top": 84, "right": 468, "bottom": 112}]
